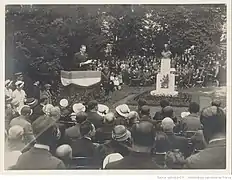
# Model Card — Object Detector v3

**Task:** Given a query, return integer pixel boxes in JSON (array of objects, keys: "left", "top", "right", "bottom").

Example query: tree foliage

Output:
[{"left": 5, "top": 4, "right": 226, "bottom": 80}]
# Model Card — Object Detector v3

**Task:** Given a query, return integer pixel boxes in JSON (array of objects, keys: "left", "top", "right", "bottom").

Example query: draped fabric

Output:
[{"left": 61, "top": 71, "right": 101, "bottom": 87}]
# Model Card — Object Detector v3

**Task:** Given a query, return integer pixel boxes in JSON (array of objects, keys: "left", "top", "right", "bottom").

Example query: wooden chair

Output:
[{"left": 70, "top": 157, "right": 101, "bottom": 169}]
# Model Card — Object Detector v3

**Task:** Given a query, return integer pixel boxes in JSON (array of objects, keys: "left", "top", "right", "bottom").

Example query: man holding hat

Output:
[{"left": 11, "top": 81, "right": 27, "bottom": 110}]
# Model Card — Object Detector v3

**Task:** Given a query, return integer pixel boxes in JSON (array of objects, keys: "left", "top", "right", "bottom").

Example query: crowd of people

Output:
[
  {"left": 4, "top": 73, "right": 226, "bottom": 170},
  {"left": 89, "top": 54, "right": 225, "bottom": 90}
]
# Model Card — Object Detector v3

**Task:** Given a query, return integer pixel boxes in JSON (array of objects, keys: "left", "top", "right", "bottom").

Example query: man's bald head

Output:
[{"left": 56, "top": 144, "right": 72, "bottom": 159}]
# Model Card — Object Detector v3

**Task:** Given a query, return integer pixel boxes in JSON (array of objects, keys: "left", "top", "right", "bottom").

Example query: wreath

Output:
[{"left": 161, "top": 74, "right": 169, "bottom": 88}]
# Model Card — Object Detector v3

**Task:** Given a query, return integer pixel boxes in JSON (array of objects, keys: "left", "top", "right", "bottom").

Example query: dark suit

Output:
[
  {"left": 87, "top": 111, "right": 103, "bottom": 129},
  {"left": 165, "top": 132, "right": 189, "bottom": 157},
  {"left": 70, "top": 137, "right": 98, "bottom": 157},
  {"left": 95, "top": 124, "right": 114, "bottom": 143},
  {"left": 153, "top": 110, "right": 164, "bottom": 121},
  {"left": 14, "top": 147, "right": 65, "bottom": 170},
  {"left": 105, "top": 151, "right": 162, "bottom": 169},
  {"left": 64, "top": 124, "right": 81, "bottom": 143},
  {"left": 185, "top": 139, "right": 226, "bottom": 169},
  {"left": 181, "top": 113, "right": 201, "bottom": 132},
  {"left": 30, "top": 104, "right": 44, "bottom": 123},
  {"left": 101, "top": 140, "right": 131, "bottom": 157}
]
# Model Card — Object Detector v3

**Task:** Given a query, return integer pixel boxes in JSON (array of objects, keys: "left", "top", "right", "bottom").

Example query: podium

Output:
[{"left": 151, "top": 58, "right": 178, "bottom": 96}]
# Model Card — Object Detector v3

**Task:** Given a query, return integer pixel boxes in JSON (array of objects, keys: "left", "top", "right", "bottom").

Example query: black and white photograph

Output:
[{"left": 3, "top": 3, "right": 229, "bottom": 172}]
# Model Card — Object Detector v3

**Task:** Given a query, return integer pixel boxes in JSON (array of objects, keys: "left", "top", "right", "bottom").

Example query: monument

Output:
[{"left": 150, "top": 44, "right": 178, "bottom": 96}]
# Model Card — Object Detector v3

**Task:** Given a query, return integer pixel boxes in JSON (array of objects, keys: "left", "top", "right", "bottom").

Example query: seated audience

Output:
[
  {"left": 7, "top": 125, "right": 26, "bottom": 152},
  {"left": 101, "top": 125, "right": 132, "bottom": 157},
  {"left": 161, "top": 118, "right": 188, "bottom": 157},
  {"left": 137, "top": 98, "right": 147, "bottom": 116},
  {"left": 14, "top": 115, "right": 66, "bottom": 169},
  {"left": 153, "top": 99, "right": 170, "bottom": 121},
  {"left": 163, "top": 106, "right": 178, "bottom": 123},
  {"left": 185, "top": 106, "right": 226, "bottom": 169},
  {"left": 140, "top": 106, "right": 154, "bottom": 124},
  {"left": 10, "top": 105, "right": 35, "bottom": 144},
  {"left": 127, "top": 111, "right": 140, "bottom": 131},
  {"left": 115, "top": 104, "right": 130, "bottom": 126},
  {"left": 105, "top": 121, "right": 162, "bottom": 169},
  {"left": 181, "top": 102, "right": 201, "bottom": 132},
  {"left": 87, "top": 100, "right": 104, "bottom": 129},
  {"left": 70, "top": 121, "right": 98, "bottom": 157},
  {"left": 64, "top": 112, "right": 88, "bottom": 143},
  {"left": 95, "top": 112, "right": 115, "bottom": 143}
]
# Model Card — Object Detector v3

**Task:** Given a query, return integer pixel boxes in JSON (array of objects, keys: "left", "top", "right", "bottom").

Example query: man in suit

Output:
[
  {"left": 73, "top": 45, "right": 91, "bottom": 71},
  {"left": 153, "top": 99, "right": 170, "bottom": 121},
  {"left": 180, "top": 102, "right": 201, "bottom": 132},
  {"left": 14, "top": 115, "right": 66, "bottom": 170},
  {"left": 105, "top": 121, "right": 162, "bottom": 169},
  {"left": 64, "top": 112, "right": 87, "bottom": 143},
  {"left": 87, "top": 100, "right": 103, "bottom": 129},
  {"left": 161, "top": 117, "right": 188, "bottom": 157},
  {"left": 70, "top": 121, "right": 98, "bottom": 157},
  {"left": 185, "top": 106, "right": 226, "bottom": 169},
  {"left": 95, "top": 112, "right": 115, "bottom": 143}
]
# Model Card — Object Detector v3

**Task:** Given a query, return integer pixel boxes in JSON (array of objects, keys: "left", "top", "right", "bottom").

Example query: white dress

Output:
[
  {"left": 5, "top": 88, "right": 13, "bottom": 98},
  {"left": 12, "top": 89, "right": 26, "bottom": 107}
]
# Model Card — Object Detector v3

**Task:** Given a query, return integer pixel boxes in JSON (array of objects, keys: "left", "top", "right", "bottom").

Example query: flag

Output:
[{"left": 61, "top": 71, "right": 101, "bottom": 87}]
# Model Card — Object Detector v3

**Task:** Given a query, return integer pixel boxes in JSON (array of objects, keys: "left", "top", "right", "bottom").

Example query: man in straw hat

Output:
[
  {"left": 105, "top": 121, "right": 162, "bottom": 169},
  {"left": 14, "top": 115, "right": 66, "bottom": 169},
  {"left": 115, "top": 104, "right": 130, "bottom": 126}
]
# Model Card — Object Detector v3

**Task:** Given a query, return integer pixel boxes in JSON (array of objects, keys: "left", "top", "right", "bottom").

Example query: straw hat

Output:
[
  {"left": 72, "top": 103, "right": 86, "bottom": 114},
  {"left": 103, "top": 153, "right": 123, "bottom": 169},
  {"left": 5, "top": 80, "right": 13, "bottom": 87},
  {"left": 60, "top": 99, "right": 69, "bottom": 108},
  {"left": 97, "top": 104, "right": 109, "bottom": 117},
  {"left": 115, "top": 104, "right": 130, "bottom": 117},
  {"left": 15, "top": 81, "right": 24, "bottom": 88},
  {"left": 18, "top": 105, "right": 33, "bottom": 116},
  {"left": 181, "top": 112, "right": 190, "bottom": 118}
]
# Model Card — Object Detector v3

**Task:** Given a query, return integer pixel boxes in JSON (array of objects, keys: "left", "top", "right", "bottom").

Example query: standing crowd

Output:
[{"left": 4, "top": 73, "right": 226, "bottom": 170}]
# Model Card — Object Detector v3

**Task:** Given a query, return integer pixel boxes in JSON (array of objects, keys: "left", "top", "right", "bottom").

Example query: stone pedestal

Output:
[{"left": 151, "top": 58, "right": 178, "bottom": 96}]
